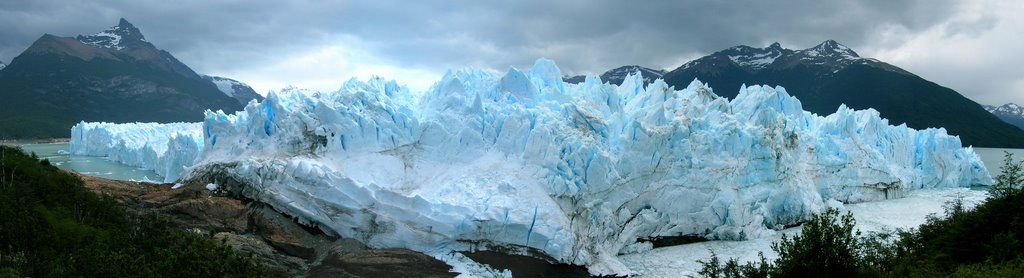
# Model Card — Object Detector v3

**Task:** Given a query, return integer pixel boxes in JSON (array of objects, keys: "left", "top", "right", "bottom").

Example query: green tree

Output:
[
  {"left": 770, "top": 208, "right": 860, "bottom": 277},
  {"left": 990, "top": 151, "right": 1024, "bottom": 198},
  {"left": 698, "top": 251, "right": 769, "bottom": 278}
]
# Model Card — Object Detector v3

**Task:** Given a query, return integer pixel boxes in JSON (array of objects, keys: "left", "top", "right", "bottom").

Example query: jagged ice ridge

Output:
[{"left": 69, "top": 59, "right": 993, "bottom": 275}]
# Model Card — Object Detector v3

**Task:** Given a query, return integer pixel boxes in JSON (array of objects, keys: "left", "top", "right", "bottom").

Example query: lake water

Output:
[
  {"left": 973, "top": 147, "right": 1024, "bottom": 177},
  {"left": 16, "top": 142, "right": 162, "bottom": 182}
]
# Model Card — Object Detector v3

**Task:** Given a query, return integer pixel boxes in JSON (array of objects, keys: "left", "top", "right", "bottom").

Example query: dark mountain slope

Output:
[
  {"left": 564, "top": 65, "right": 665, "bottom": 86},
  {"left": 0, "top": 19, "right": 250, "bottom": 139}
]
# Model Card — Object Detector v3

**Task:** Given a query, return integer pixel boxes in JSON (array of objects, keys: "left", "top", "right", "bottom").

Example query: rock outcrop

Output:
[{"left": 77, "top": 174, "right": 457, "bottom": 277}]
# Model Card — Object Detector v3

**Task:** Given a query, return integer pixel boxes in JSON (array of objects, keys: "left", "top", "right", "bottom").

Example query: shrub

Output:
[
  {"left": 990, "top": 151, "right": 1024, "bottom": 199},
  {"left": 699, "top": 208, "right": 867, "bottom": 278},
  {"left": 770, "top": 208, "right": 859, "bottom": 277},
  {"left": 698, "top": 251, "right": 769, "bottom": 278},
  {"left": 0, "top": 145, "right": 265, "bottom": 277}
]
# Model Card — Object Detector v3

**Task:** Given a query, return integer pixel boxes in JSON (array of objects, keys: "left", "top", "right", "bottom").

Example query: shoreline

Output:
[{"left": 0, "top": 137, "right": 70, "bottom": 146}]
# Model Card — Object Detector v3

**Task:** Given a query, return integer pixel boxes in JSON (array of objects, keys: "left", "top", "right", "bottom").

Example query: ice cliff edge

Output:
[{"left": 70, "top": 58, "right": 993, "bottom": 275}]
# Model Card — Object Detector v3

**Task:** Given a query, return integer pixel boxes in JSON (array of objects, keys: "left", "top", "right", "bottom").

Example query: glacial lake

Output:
[
  {"left": 17, "top": 142, "right": 162, "bottom": 182},
  {"left": 972, "top": 147, "right": 1024, "bottom": 176},
  {"left": 14, "top": 143, "right": 1024, "bottom": 184}
]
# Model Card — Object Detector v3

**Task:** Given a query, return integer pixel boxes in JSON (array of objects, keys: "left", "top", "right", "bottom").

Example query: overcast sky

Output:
[{"left": 1, "top": 0, "right": 1021, "bottom": 105}]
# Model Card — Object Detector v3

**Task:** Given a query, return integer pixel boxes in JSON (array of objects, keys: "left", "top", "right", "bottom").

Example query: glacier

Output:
[
  {"left": 70, "top": 122, "right": 203, "bottom": 183},
  {"left": 68, "top": 59, "right": 993, "bottom": 275}
]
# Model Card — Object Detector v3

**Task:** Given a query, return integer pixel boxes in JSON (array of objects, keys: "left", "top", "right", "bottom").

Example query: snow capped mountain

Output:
[
  {"left": 677, "top": 40, "right": 890, "bottom": 75},
  {"left": 984, "top": 103, "right": 1024, "bottom": 130},
  {"left": 75, "top": 18, "right": 147, "bottom": 50},
  {"left": 0, "top": 61, "right": 6, "bottom": 71},
  {"left": 721, "top": 42, "right": 793, "bottom": 70},
  {"left": 0, "top": 18, "right": 251, "bottom": 138},
  {"left": 70, "top": 59, "right": 991, "bottom": 276},
  {"left": 662, "top": 40, "right": 1024, "bottom": 148},
  {"left": 201, "top": 75, "right": 265, "bottom": 105},
  {"left": 985, "top": 102, "right": 1024, "bottom": 115},
  {"left": 793, "top": 39, "right": 859, "bottom": 63},
  {"left": 563, "top": 65, "right": 665, "bottom": 85}
]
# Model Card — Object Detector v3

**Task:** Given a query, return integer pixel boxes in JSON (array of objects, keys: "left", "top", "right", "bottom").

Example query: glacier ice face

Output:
[
  {"left": 70, "top": 122, "right": 203, "bottom": 183},
  {"left": 69, "top": 58, "right": 993, "bottom": 275}
]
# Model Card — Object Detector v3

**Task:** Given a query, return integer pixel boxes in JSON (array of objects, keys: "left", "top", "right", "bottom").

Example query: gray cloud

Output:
[{"left": 2, "top": 0, "right": 1020, "bottom": 105}]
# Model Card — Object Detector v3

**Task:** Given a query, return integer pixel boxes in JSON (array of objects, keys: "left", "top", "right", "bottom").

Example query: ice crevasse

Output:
[{"left": 69, "top": 59, "right": 992, "bottom": 275}]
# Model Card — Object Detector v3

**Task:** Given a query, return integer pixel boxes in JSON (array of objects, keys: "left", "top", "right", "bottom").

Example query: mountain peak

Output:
[
  {"left": 608, "top": 65, "right": 652, "bottom": 72},
  {"left": 803, "top": 40, "right": 859, "bottom": 58},
  {"left": 76, "top": 18, "right": 147, "bottom": 50},
  {"left": 710, "top": 42, "right": 794, "bottom": 71},
  {"left": 985, "top": 102, "right": 1024, "bottom": 130},
  {"left": 990, "top": 102, "right": 1024, "bottom": 114},
  {"left": 118, "top": 18, "right": 133, "bottom": 28}
]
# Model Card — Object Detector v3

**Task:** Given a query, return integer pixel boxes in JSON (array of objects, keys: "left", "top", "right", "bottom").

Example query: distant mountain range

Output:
[
  {"left": 984, "top": 103, "right": 1024, "bottom": 131},
  {"left": 0, "top": 18, "right": 262, "bottom": 139},
  {"left": 564, "top": 65, "right": 665, "bottom": 85},
  {"left": 659, "top": 40, "right": 1024, "bottom": 147},
  {"left": 571, "top": 40, "right": 1023, "bottom": 147}
]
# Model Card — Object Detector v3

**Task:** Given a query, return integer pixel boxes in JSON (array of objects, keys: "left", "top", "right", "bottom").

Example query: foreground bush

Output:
[
  {"left": 0, "top": 145, "right": 265, "bottom": 277},
  {"left": 699, "top": 207, "right": 865, "bottom": 278}
]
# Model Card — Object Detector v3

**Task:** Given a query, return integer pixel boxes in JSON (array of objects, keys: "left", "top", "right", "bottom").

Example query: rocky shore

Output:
[{"left": 77, "top": 174, "right": 457, "bottom": 277}]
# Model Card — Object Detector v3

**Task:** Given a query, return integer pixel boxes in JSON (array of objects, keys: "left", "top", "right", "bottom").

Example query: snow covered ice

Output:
[
  {"left": 70, "top": 122, "right": 203, "bottom": 183},
  {"left": 69, "top": 59, "right": 993, "bottom": 275}
]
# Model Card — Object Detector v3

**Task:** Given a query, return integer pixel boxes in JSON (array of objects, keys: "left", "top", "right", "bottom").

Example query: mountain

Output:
[
  {"left": 599, "top": 65, "right": 665, "bottom": 85},
  {"left": 661, "top": 40, "right": 1024, "bottom": 148},
  {"left": 984, "top": 103, "right": 1024, "bottom": 130},
  {"left": 0, "top": 61, "right": 6, "bottom": 71},
  {"left": 0, "top": 18, "right": 256, "bottom": 139},
  {"left": 563, "top": 65, "right": 665, "bottom": 85},
  {"left": 202, "top": 75, "right": 264, "bottom": 105},
  {"left": 562, "top": 74, "right": 587, "bottom": 84}
]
